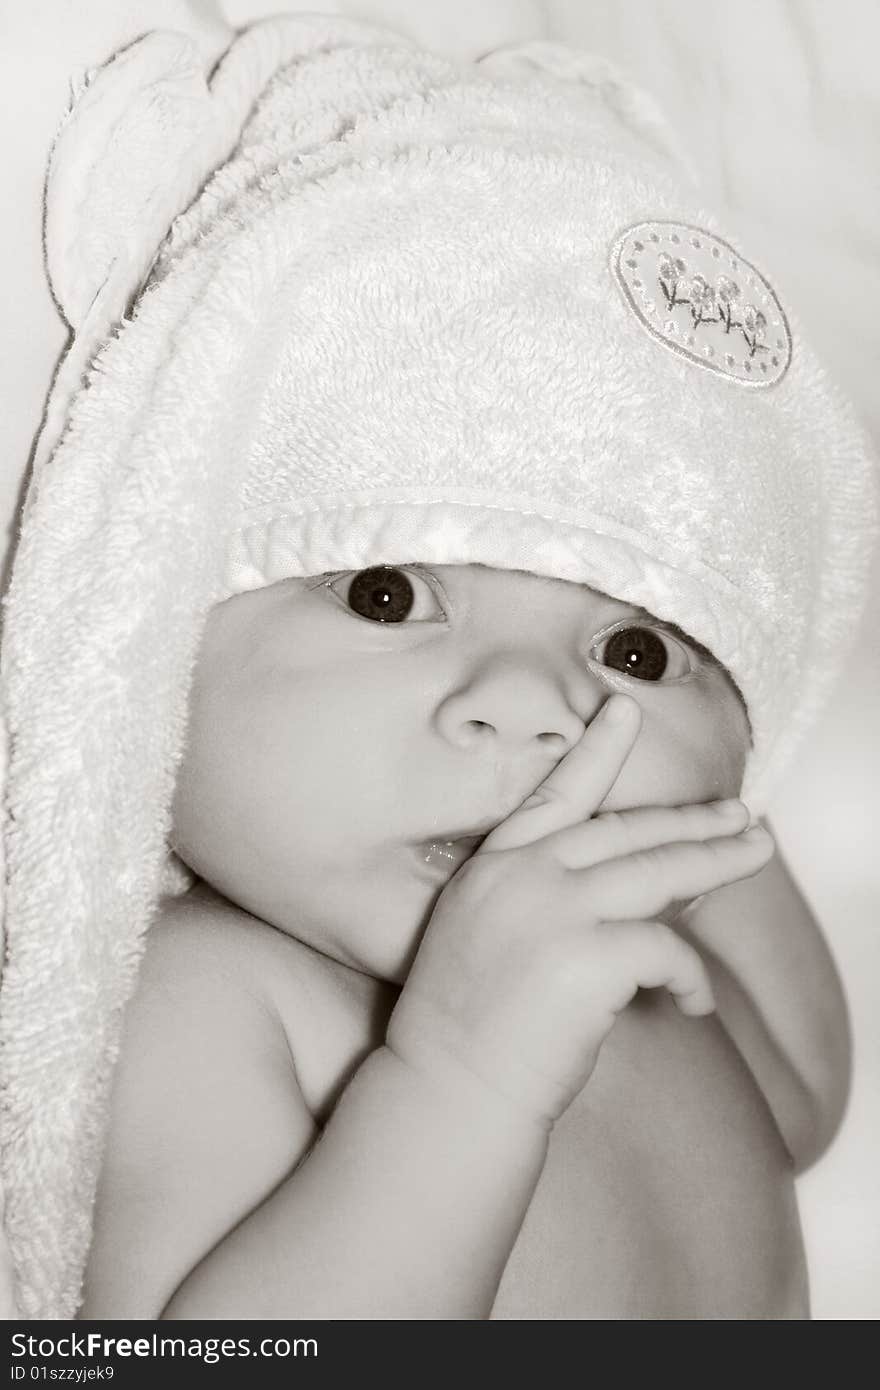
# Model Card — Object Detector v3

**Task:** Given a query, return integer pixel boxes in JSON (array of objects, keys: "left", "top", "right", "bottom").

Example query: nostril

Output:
[
  {"left": 536, "top": 731, "right": 568, "bottom": 752},
  {"left": 465, "top": 720, "right": 495, "bottom": 736}
]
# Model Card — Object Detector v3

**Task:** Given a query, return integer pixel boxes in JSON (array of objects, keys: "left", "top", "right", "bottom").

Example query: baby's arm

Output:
[
  {"left": 84, "top": 696, "right": 770, "bottom": 1319},
  {"left": 82, "top": 902, "right": 550, "bottom": 1320},
  {"left": 676, "top": 838, "right": 850, "bottom": 1172}
]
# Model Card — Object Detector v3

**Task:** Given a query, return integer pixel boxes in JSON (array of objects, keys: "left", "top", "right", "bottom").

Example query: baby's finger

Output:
[
  {"left": 582, "top": 826, "right": 774, "bottom": 920},
  {"left": 598, "top": 920, "right": 716, "bottom": 1017},
  {"left": 481, "top": 694, "right": 641, "bottom": 852},
  {"left": 551, "top": 798, "right": 750, "bottom": 870}
]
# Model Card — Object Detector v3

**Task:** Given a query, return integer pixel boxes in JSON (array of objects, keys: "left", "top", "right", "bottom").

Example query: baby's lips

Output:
[
  {"left": 419, "top": 834, "right": 487, "bottom": 876},
  {"left": 424, "top": 833, "right": 485, "bottom": 857}
]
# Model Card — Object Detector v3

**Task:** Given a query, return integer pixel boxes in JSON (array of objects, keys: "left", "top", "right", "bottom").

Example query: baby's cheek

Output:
[{"left": 602, "top": 685, "right": 748, "bottom": 811}]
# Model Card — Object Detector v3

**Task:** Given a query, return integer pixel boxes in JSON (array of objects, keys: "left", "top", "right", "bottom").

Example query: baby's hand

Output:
[{"left": 387, "top": 694, "right": 773, "bottom": 1126}]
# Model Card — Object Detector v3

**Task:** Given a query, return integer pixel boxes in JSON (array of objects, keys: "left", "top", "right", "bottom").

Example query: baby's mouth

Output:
[
  {"left": 412, "top": 832, "right": 488, "bottom": 881},
  {"left": 421, "top": 834, "right": 485, "bottom": 869}
]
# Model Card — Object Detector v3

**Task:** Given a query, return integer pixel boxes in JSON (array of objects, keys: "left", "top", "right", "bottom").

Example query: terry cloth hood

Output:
[{"left": 0, "top": 13, "right": 876, "bottom": 1316}]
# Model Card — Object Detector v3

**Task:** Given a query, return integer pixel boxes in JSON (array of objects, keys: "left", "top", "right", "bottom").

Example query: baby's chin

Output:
[
  {"left": 210, "top": 864, "right": 439, "bottom": 985},
  {"left": 315, "top": 891, "right": 439, "bottom": 985}
]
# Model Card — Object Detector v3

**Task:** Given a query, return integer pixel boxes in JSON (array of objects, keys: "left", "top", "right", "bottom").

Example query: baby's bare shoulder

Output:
[
  {"left": 80, "top": 887, "right": 318, "bottom": 1319},
  {"left": 140, "top": 882, "right": 319, "bottom": 1004},
  {"left": 142, "top": 887, "right": 392, "bottom": 1105}
]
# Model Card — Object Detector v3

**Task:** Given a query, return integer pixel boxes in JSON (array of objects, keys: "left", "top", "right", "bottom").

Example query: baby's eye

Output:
[
  {"left": 590, "top": 622, "right": 693, "bottom": 683},
  {"left": 327, "top": 566, "right": 447, "bottom": 624}
]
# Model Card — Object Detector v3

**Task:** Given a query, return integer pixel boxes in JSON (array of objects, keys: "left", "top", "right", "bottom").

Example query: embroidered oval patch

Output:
[{"left": 611, "top": 221, "right": 792, "bottom": 386}]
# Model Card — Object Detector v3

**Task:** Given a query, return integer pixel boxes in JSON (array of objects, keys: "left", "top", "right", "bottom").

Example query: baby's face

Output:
[{"left": 172, "top": 564, "right": 749, "bottom": 982}]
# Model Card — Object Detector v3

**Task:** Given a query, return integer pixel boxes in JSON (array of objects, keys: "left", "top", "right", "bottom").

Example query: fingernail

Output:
[{"left": 715, "top": 799, "right": 746, "bottom": 817}]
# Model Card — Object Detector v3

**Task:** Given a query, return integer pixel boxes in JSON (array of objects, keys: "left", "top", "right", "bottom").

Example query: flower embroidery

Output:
[
  {"left": 687, "top": 274, "right": 716, "bottom": 328},
  {"left": 656, "top": 262, "right": 766, "bottom": 356},
  {"left": 658, "top": 254, "right": 688, "bottom": 307},
  {"left": 611, "top": 222, "right": 791, "bottom": 387},
  {"left": 740, "top": 304, "right": 767, "bottom": 357},
  {"left": 715, "top": 275, "right": 740, "bottom": 332}
]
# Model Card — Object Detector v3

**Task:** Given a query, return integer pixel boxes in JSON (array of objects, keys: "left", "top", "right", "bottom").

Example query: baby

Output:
[
  {"left": 85, "top": 562, "right": 814, "bottom": 1318},
  {"left": 1, "top": 14, "right": 874, "bottom": 1321}
]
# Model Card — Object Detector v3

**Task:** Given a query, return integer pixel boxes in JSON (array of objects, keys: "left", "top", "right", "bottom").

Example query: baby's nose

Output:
[{"left": 433, "top": 655, "right": 590, "bottom": 756}]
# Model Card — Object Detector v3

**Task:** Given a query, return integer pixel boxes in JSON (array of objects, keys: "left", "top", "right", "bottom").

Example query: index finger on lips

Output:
[{"left": 480, "top": 694, "right": 642, "bottom": 852}]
